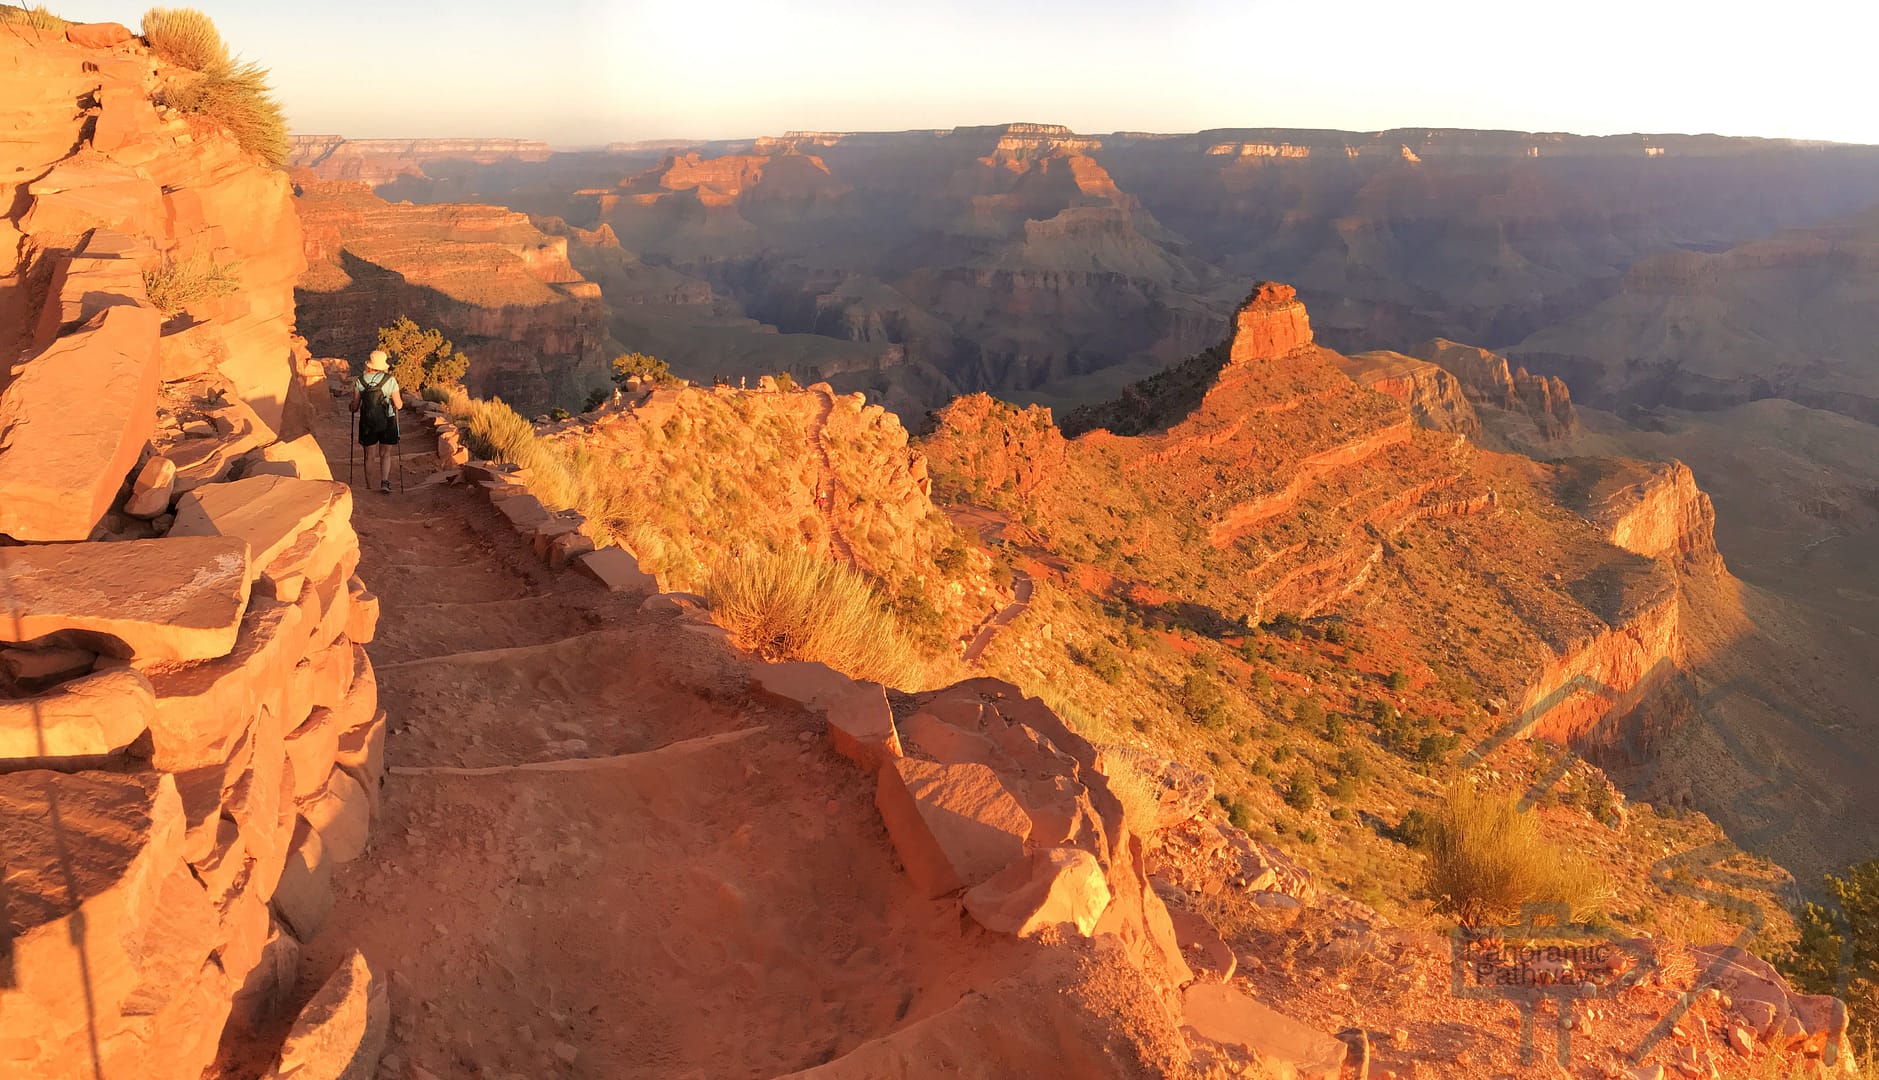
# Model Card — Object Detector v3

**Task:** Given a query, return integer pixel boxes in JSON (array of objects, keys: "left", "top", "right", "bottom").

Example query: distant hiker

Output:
[{"left": 351, "top": 349, "right": 404, "bottom": 494}]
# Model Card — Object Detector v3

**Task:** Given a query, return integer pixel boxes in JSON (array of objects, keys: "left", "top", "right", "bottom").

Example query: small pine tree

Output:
[
  {"left": 611, "top": 352, "right": 670, "bottom": 385},
  {"left": 377, "top": 317, "right": 470, "bottom": 394}
]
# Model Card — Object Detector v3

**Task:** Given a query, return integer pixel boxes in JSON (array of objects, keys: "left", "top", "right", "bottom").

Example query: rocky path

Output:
[
  {"left": 961, "top": 569, "right": 1033, "bottom": 663},
  {"left": 296, "top": 399, "right": 985, "bottom": 1079}
]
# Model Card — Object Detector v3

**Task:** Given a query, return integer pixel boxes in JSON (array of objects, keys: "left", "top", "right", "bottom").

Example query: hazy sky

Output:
[{"left": 52, "top": 1, "right": 1879, "bottom": 145}]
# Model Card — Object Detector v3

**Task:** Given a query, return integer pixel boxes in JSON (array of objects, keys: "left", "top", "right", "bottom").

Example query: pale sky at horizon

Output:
[{"left": 47, "top": 1, "right": 1879, "bottom": 146}]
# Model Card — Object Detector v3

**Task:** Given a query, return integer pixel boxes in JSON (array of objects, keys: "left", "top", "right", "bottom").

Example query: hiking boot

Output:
[{"left": 381, "top": 479, "right": 392, "bottom": 494}]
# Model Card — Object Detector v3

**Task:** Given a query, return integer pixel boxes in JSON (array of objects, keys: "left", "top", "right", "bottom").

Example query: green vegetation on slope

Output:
[{"left": 143, "top": 8, "right": 289, "bottom": 166}]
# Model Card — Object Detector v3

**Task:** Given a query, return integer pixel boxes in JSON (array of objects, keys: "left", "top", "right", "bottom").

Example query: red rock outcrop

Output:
[
  {"left": 1406, "top": 337, "right": 1577, "bottom": 443},
  {"left": 0, "top": 29, "right": 377, "bottom": 1080},
  {"left": 293, "top": 176, "right": 611, "bottom": 412},
  {"left": 1335, "top": 349, "right": 1482, "bottom": 436},
  {"left": 1227, "top": 281, "right": 1313, "bottom": 362},
  {"left": 1561, "top": 457, "right": 1723, "bottom": 568},
  {"left": 286, "top": 135, "right": 551, "bottom": 186}
]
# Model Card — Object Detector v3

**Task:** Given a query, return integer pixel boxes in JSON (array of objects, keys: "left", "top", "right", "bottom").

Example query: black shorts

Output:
[{"left": 359, "top": 414, "right": 400, "bottom": 446}]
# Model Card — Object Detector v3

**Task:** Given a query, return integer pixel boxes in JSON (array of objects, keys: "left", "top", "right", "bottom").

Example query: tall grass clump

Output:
[
  {"left": 141, "top": 7, "right": 226, "bottom": 69},
  {"left": 1422, "top": 784, "right": 1610, "bottom": 926},
  {"left": 142, "top": 255, "right": 240, "bottom": 315},
  {"left": 704, "top": 547, "right": 921, "bottom": 687},
  {"left": 161, "top": 60, "right": 288, "bottom": 167},
  {"left": 443, "top": 389, "right": 633, "bottom": 545},
  {"left": 1, "top": 4, "right": 65, "bottom": 29}
]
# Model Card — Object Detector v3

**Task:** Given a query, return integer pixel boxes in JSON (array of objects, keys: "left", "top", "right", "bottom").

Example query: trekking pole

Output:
[
  {"left": 397, "top": 412, "right": 406, "bottom": 493},
  {"left": 348, "top": 405, "right": 357, "bottom": 489}
]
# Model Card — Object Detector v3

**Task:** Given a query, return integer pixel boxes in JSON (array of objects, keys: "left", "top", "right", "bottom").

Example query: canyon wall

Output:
[
  {"left": 286, "top": 136, "right": 552, "bottom": 186},
  {"left": 293, "top": 176, "right": 612, "bottom": 413},
  {"left": 0, "top": 26, "right": 380, "bottom": 1078}
]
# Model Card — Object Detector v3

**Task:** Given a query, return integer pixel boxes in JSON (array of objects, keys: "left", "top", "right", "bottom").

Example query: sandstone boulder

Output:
[
  {"left": 824, "top": 681, "right": 903, "bottom": 769},
  {"left": 874, "top": 758, "right": 1031, "bottom": 897},
  {"left": 229, "top": 917, "right": 301, "bottom": 1028},
  {"left": 126, "top": 455, "right": 178, "bottom": 518},
  {"left": 0, "top": 535, "right": 250, "bottom": 661},
  {"left": 263, "top": 949, "right": 389, "bottom": 1080},
  {"left": 334, "top": 709, "right": 386, "bottom": 817},
  {"left": 1181, "top": 982, "right": 1348, "bottom": 1078},
  {"left": 247, "top": 434, "right": 336, "bottom": 481},
  {"left": 170, "top": 474, "right": 354, "bottom": 601},
  {"left": 0, "top": 771, "right": 185, "bottom": 1066},
  {"left": 143, "top": 598, "right": 305, "bottom": 769},
  {"left": 493, "top": 491, "right": 550, "bottom": 529},
  {"left": 0, "top": 643, "right": 96, "bottom": 691},
  {"left": 964, "top": 847, "right": 1112, "bottom": 938},
  {"left": 0, "top": 305, "right": 163, "bottom": 541},
  {"left": 300, "top": 766, "right": 371, "bottom": 863},
  {"left": 576, "top": 546, "right": 658, "bottom": 594},
  {"left": 66, "top": 21, "right": 136, "bottom": 47},
  {"left": 273, "top": 817, "right": 334, "bottom": 940},
  {"left": 285, "top": 707, "right": 341, "bottom": 801},
  {"left": 0, "top": 667, "right": 153, "bottom": 770},
  {"left": 750, "top": 660, "right": 855, "bottom": 712}
]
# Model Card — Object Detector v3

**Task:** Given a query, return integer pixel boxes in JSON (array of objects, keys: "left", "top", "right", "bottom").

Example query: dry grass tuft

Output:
[
  {"left": 1422, "top": 784, "right": 1610, "bottom": 926},
  {"left": 160, "top": 59, "right": 288, "bottom": 167},
  {"left": 445, "top": 389, "right": 634, "bottom": 545},
  {"left": 1, "top": 4, "right": 64, "bottom": 28},
  {"left": 705, "top": 546, "right": 923, "bottom": 687},
  {"left": 141, "top": 7, "right": 225, "bottom": 69},
  {"left": 141, "top": 255, "right": 240, "bottom": 315}
]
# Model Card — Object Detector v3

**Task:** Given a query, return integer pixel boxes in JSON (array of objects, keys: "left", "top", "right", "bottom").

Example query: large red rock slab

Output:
[
  {"left": 750, "top": 659, "right": 855, "bottom": 710},
  {"left": 30, "top": 230, "right": 156, "bottom": 350},
  {"left": 0, "top": 535, "right": 251, "bottom": 662},
  {"left": 262, "top": 949, "right": 388, "bottom": 1080},
  {"left": 21, "top": 160, "right": 165, "bottom": 237},
  {"left": 285, "top": 706, "right": 341, "bottom": 801},
  {"left": 65, "top": 21, "right": 136, "bottom": 48},
  {"left": 334, "top": 709, "right": 385, "bottom": 817},
  {"left": 0, "top": 770, "right": 185, "bottom": 1068},
  {"left": 229, "top": 916, "right": 300, "bottom": 1029},
  {"left": 874, "top": 758, "right": 1031, "bottom": 898},
  {"left": 272, "top": 816, "right": 334, "bottom": 941},
  {"left": 142, "top": 597, "right": 305, "bottom": 770},
  {"left": 1181, "top": 982, "right": 1348, "bottom": 1078},
  {"left": 170, "top": 474, "right": 354, "bottom": 601},
  {"left": 0, "top": 667, "right": 154, "bottom": 770},
  {"left": 245, "top": 434, "right": 334, "bottom": 481},
  {"left": 575, "top": 545, "right": 658, "bottom": 594},
  {"left": 824, "top": 681, "right": 902, "bottom": 769},
  {"left": 964, "top": 847, "right": 1112, "bottom": 938},
  {"left": 299, "top": 766, "right": 371, "bottom": 864},
  {"left": 0, "top": 305, "right": 162, "bottom": 541}
]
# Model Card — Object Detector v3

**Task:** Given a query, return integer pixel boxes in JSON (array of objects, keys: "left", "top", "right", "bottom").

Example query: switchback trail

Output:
[{"left": 297, "top": 398, "right": 993, "bottom": 1078}]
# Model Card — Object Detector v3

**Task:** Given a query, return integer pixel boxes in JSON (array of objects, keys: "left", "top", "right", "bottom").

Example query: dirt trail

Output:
[
  {"left": 297, "top": 400, "right": 1017, "bottom": 1079},
  {"left": 962, "top": 570, "right": 1033, "bottom": 663}
]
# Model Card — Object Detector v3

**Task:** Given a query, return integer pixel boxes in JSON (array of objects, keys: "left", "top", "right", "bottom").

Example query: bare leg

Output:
[{"left": 380, "top": 443, "right": 393, "bottom": 487}]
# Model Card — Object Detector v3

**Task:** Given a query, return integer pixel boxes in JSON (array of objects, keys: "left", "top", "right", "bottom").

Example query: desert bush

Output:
[
  {"left": 583, "top": 387, "right": 610, "bottom": 412},
  {"left": 1422, "top": 785, "right": 1609, "bottom": 925},
  {"left": 443, "top": 389, "right": 634, "bottom": 546},
  {"left": 704, "top": 546, "right": 921, "bottom": 687},
  {"left": 773, "top": 371, "right": 798, "bottom": 392},
  {"left": 1781, "top": 859, "right": 1879, "bottom": 1059},
  {"left": 379, "top": 317, "right": 470, "bottom": 394},
  {"left": 1182, "top": 671, "right": 1230, "bottom": 728},
  {"left": 1, "top": 4, "right": 65, "bottom": 29},
  {"left": 1284, "top": 769, "right": 1316, "bottom": 811},
  {"left": 420, "top": 384, "right": 453, "bottom": 405},
  {"left": 1387, "top": 669, "right": 1411, "bottom": 692},
  {"left": 142, "top": 7, "right": 226, "bottom": 69},
  {"left": 141, "top": 255, "right": 240, "bottom": 315},
  {"left": 610, "top": 351, "right": 670, "bottom": 385},
  {"left": 160, "top": 59, "right": 288, "bottom": 167}
]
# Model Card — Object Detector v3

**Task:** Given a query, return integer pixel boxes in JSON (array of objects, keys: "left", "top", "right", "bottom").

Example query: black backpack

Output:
[{"left": 360, "top": 372, "right": 394, "bottom": 421}]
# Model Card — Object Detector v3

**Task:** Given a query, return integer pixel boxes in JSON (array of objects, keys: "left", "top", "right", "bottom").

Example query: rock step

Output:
[
  {"left": 301, "top": 716, "right": 983, "bottom": 1080},
  {"left": 373, "top": 626, "right": 753, "bottom": 769},
  {"left": 365, "top": 595, "right": 602, "bottom": 665}
]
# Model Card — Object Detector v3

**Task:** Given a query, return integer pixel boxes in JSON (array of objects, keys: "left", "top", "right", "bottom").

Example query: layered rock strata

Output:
[{"left": 0, "top": 28, "right": 378, "bottom": 1079}]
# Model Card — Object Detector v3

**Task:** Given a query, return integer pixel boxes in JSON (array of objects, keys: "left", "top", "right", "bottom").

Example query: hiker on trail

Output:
[{"left": 351, "top": 349, "right": 404, "bottom": 494}]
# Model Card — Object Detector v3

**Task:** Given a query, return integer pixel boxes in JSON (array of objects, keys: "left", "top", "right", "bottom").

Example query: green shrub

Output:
[
  {"left": 1387, "top": 669, "right": 1411, "bottom": 692},
  {"left": 1782, "top": 859, "right": 1879, "bottom": 1059},
  {"left": 583, "top": 387, "right": 610, "bottom": 412},
  {"left": 420, "top": 384, "right": 452, "bottom": 405},
  {"left": 548, "top": 407, "right": 570, "bottom": 421},
  {"left": 160, "top": 59, "right": 288, "bottom": 167},
  {"left": 141, "top": 255, "right": 239, "bottom": 315},
  {"left": 773, "top": 371, "right": 798, "bottom": 392},
  {"left": 1, "top": 4, "right": 66, "bottom": 29},
  {"left": 1422, "top": 785, "right": 1609, "bottom": 925},
  {"left": 142, "top": 7, "right": 226, "bottom": 69},
  {"left": 704, "top": 546, "right": 921, "bottom": 687},
  {"left": 1224, "top": 796, "right": 1256, "bottom": 834},
  {"left": 1182, "top": 672, "right": 1230, "bottom": 728},
  {"left": 1283, "top": 769, "right": 1316, "bottom": 811},
  {"left": 1393, "top": 807, "right": 1437, "bottom": 849},
  {"left": 611, "top": 351, "right": 670, "bottom": 385},
  {"left": 378, "top": 317, "right": 470, "bottom": 395}
]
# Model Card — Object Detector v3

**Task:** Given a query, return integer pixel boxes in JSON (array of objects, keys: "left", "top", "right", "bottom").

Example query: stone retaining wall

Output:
[{"left": 0, "top": 25, "right": 379, "bottom": 1080}]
